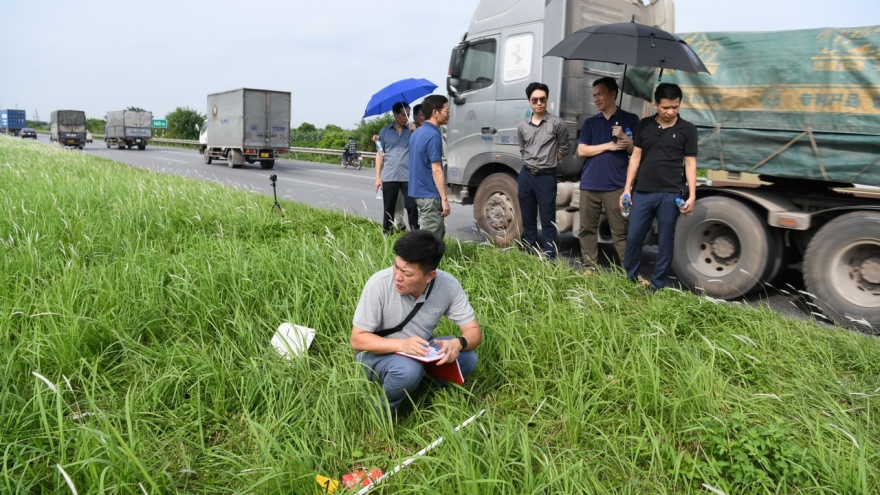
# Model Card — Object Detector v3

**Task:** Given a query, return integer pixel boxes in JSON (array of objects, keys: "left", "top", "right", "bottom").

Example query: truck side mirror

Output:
[{"left": 447, "top": 46, "right": 465, "bottom": 95}]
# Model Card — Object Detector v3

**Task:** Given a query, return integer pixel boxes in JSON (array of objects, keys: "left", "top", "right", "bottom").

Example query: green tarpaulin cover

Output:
[{"left": 625, "top": 26, "right": 880, "bottom": 185}]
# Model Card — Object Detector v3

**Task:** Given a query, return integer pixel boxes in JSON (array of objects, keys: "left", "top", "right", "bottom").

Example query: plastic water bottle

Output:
[
  {"left": 625, "top": 127, "right": 633, "bottom": 139},
  {"left": 675, "top": 197, "right": 686, "bottom": 211},
  {"left": 375, "top": 139, "right": 384, "bottom": 155},
  {"left": 622, "top": 193, "right": 632, "bottom": 218},
  {"left": 376, "top": 187, "right": 383, "bottom": 200}
]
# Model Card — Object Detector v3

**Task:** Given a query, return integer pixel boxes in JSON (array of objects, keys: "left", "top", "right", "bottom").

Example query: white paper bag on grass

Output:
[{"left": 271, "top": 323, "right": 315, "bottom": 358}]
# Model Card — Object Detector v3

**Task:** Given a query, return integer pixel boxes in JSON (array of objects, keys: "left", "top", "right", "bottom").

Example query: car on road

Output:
[
  {"left": 20, "top": 128, "right": 37, "bottom": 139},
  {"left": 86, "top": 131, "right": 93, "bottom": 143}
]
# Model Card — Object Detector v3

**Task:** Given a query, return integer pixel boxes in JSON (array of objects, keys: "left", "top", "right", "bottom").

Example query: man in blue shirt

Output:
[
  {"left": 376, "top": 102, "right": 418, "bottom": 233},
  {"left": 577, "top": 77, "right": 640, "bottom": 271},
  {"left": 408, "top": 95, "right": 450, "bottom": 239}
]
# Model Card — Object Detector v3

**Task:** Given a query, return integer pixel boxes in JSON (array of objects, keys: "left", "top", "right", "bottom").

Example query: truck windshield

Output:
[{"left": 459, "top": 39, "right": 497, "bottom": 93}]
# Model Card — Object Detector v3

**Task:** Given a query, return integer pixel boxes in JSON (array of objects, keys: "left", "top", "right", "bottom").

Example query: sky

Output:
[{"left": 2, "top": 0, "right": 878, "bottom": 129}]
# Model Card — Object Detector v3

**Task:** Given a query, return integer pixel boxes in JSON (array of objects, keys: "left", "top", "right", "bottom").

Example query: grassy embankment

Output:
[{"left": 1, "top": 136, "right": 879, "bottom": 494}]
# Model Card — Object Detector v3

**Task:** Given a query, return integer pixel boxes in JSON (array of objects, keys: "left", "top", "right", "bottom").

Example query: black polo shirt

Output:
[{"left": 632, "top": 114, "right": 698, "bottom": 193}]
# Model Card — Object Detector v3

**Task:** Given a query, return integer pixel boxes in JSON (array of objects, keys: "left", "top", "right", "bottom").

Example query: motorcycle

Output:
[{"left": 342, "top": 151, "right": 363, "bottom": 170}]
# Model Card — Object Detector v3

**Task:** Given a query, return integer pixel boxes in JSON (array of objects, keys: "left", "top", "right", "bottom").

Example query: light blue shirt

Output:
[{"left": 378, "top": 123, "right": 412, "bottom": 182}]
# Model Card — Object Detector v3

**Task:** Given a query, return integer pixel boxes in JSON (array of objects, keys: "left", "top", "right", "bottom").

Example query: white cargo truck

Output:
[
  {"left": 105, "top": 110, "right": 152, "bottom": 150},
  {"left": 199, "top": 88, "right": 291, "bottom": 170}
]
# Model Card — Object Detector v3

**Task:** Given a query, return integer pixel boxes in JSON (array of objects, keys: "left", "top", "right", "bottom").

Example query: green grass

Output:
[{"left": 2, "top": 136, "right": 879, "bottom": 494}]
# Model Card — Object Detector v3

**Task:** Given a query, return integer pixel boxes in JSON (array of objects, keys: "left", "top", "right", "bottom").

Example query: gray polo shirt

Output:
[
  {"left": 516, "top": 112, "right": 571, "bottom": 170},
  {"left": 353, "top": 268, "right": 476, "bottom": 341},
  {"left": 378, "top": 124, "right": 412, "bottom": 182}
]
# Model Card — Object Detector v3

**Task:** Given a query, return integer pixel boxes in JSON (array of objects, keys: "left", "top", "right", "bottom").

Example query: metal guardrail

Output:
[{"left": 147, "top": 139, "right": 378, "bottom": 161}]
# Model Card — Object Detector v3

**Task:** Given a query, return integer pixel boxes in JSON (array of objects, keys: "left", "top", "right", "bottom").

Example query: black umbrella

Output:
[{"left": 544, "top": 19, "right": 709, "bottom": 106}]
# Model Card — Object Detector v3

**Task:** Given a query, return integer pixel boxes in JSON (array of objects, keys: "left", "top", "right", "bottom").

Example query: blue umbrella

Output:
[{"left": 363, "top": 78, "right": 438, "bottom": 119}]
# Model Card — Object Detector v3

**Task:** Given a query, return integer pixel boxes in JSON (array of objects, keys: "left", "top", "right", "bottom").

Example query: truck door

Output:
[
  {"left": 243, "top": 90, "right": 273, "bottom": 149},
  {"left": 446, "top": 36, "right": 500, "bottom": 186},
  {"left": 267, "top": 92, "right": 291, "bottom": 149},
  {"left": 493, "top": 25, "right": 543, "bottom": 172}
]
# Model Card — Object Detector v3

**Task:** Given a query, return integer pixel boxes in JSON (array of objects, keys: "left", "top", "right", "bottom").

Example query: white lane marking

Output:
[
  {"left": 159, "top": 151, "right": 198, "bottom": 157},
  {"left": 155, "top": 158, "right": 189, "bottom": 163},
  {"left": 311, "top": 169, "right": 374, "bottom": 180},
  {"left": 278, "top": 177, "right": 339, "bottom": 189}
]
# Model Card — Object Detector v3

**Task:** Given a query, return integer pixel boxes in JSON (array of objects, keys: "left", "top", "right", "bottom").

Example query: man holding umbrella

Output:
[
  {"left": 576, "top": 77, "right": 640, "bottom": 271},
  {"left": 376, "top": 102, "right": 419, "bottom": 233},
  {"left": 621, "top": 82, "right": 697, "bottom": 291}
]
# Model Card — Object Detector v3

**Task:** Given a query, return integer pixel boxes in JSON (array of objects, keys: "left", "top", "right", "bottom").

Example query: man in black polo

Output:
[
  {"left": 620, "top": 83, "right": 697, "bottom": 291},
  {"left": 516, "top": 82, "right": 571, "bottom": 258}
]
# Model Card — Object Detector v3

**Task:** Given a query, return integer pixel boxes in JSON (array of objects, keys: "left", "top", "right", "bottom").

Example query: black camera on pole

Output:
[{"left": 270, "top": 174, "right": 282, "bottom": 216}]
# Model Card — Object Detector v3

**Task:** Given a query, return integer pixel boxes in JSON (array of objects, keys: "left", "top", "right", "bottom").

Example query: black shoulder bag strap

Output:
[{"left": 373, "top": 279, "right": 435, "bottom": 338}]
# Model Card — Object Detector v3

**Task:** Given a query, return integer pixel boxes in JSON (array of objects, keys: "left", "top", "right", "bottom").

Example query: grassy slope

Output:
[{"left": 1, "top": 137, "right": 878, "bottom": 494}]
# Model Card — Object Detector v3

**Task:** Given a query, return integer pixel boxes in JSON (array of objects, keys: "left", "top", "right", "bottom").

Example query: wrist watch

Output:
[{"left": 458, "top": 336, "right": 468, "bottom": 350}]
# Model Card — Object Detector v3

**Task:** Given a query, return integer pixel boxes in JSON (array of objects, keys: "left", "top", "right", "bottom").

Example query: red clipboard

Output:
[{"left": 395, "top": 344, "right": 465, "bottom": 385}]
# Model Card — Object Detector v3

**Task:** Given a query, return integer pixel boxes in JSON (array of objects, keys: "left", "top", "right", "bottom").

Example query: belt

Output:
[{"left": 525, "top": 166, "right": 556, "bottom": 176}]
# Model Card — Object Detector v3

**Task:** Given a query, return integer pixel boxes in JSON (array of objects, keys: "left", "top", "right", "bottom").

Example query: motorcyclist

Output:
[{"left": 342, "top": 135, "right": 358, "bottom": 165}]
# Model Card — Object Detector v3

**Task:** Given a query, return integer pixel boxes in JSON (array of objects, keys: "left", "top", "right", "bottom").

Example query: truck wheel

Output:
[
  {"left": 118, "top": 143, "right": 125, "bottom": 149},
  {"left": 106, "top": 141, "right": 110, "bottom": 148},
  {"left": 204, "top": 152, "right": 212, "bottom": 165},
  {"left": 227, "top": 151, "right": 242, "bottom": 168},
  {"left": 473, "top": 173, "right": 523, "bottom": 247},
  {"left": 672, "top": 195, "right": 781, "bottom": 299},
  {"left": 260, "top": 160, "right": 275, "bottom": 169},
  {"left": 137, "top": 144, "right": 145, "bottom": 150},
  {"left": 804, "top": 212, "right": 880, "bottom": 333}
]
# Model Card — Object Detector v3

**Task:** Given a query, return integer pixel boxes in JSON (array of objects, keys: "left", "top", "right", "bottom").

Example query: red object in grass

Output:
[{"left": 342, "top": 468, "right": 383, "bottom": 489}]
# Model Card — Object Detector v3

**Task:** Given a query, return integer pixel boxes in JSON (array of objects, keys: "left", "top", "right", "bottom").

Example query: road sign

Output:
[{"left": 152, "top": 119, "right": 167, "bottom": 129}]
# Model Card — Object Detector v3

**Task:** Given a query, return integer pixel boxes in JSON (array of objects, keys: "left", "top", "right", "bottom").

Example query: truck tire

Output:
[
  {"left": 227, "top": 151, "right": 242, "bottom": 168},
  {"left": 117, "top": 143, "right": 125, "bottom": 149},
  {"left": 473, "top": 173, "right": 523, "bottom": 247},
  {"left": 106, "top": 140, "right": 110, "bottom": 148},
  {"left": 260, "top": 160, "right": 275, "bottom": 169},
  {"left": 672, "top": 195, "right": 781, "bottom": 299},
  {"left": 803, "top": 211, "right": 880, "bottom": 333},
  {"left": 204, "top": 152, "right": 212, "bottom": 164},
  {"left": 137, "top": 144, "right": 145, "bottom": 150}
]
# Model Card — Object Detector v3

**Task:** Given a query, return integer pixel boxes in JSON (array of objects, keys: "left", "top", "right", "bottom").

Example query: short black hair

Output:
[
  {"left": 525, "top": 82, "right": 549, "bottom": 99},
  {"left": 654, "top": 83, "right": 683, "bottom": 103},
  {"left": 421, "top": 95, "right": 449, "bottom": 120},
  {"left": 393, "top": 230, "right": 446, "bottom": 274},
  {"left": 413, "top": 104, "right": 423, "bottom": 117},
  {"left": 593, "top": 77, "right": 619, "bottom": 96},
  {"left": 392, "top": 102, "right": 410, "bottom": 115}
]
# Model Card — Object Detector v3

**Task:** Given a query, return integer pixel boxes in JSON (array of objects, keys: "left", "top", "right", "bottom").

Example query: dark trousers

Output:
[
  {"left": 624, "top": 191, "right": 680, "bottom": 288},
  {"left": 381, "top": 181, "right": 419, "bottom": 232},
  {"left": 517, "top": 169, "right": 558, "bottom": 257}
]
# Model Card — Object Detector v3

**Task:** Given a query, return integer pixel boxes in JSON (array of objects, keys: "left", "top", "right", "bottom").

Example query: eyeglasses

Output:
[{"left": 530, "top": 97, "right": 548, "bottom": 104}]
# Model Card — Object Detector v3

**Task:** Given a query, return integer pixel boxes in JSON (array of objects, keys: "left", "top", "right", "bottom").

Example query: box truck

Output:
[
  {"left": 1, "top": 109, "right": 26, "bottom": 135},
  {"left": 50, "top": 110, "right": 87, "bottom": 149},
  {"left": 199, "top": 88, "right": 291, "bottom": 170},
  {"left": 105, "top": 110, "right": 152, "bottom": 150}
]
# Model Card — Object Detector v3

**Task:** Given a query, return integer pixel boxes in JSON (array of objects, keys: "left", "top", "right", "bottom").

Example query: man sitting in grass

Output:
[{"left": 350, "top": 230, "right": 483, "bottom": 416}]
